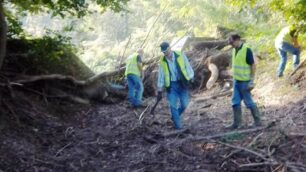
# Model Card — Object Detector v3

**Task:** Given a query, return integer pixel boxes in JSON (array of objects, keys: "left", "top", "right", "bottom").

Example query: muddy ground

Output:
[{"left": 0, "top": 81, "right": 306, "bottom": 172}]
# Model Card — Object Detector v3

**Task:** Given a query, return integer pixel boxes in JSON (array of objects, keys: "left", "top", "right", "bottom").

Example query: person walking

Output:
[
  {"left": 227, "top": 34, "right": 262, "bottom": 129},
  {"left": 125, "top": 48, "right": 144, "bottom": 108},
  {"left": 157, "top": 42, "right": 194, "bottom": 129},
  {"left": 275, "top": 26, "right": 301, "bottom": 77}
]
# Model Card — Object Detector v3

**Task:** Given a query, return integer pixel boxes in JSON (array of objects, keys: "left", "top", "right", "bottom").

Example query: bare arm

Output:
[
  {"left": 137, "top": 62, "right": 144, "bottom": 78},
  {"left": 251, "top": 63, "right": 256, "bottom": 80},
  {"left": 182, "top": 52, "right": 194, "bottom": 79},
  {"left": 137, "top": 62, "right": 143, "bottom": 70},
  {"left": 157, "top": 66, "right": 165, "bottom": 92},
  {"left": 136, "top": 55, "right": 144, "bottom": 78}
]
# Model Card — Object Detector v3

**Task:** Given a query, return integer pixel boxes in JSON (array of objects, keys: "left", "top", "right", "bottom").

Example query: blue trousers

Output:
[
  {"left": 167, "top": 82, "right": 189, "bottom": 129},
  {"left": 127, "top": 74, "right": 143, "bottom": 106},
  {"left": 232, "top": 80, "right": 256, "bottom": 109},
  {"left": 276, "top": 42, "right": 300, "bottom": 76}
]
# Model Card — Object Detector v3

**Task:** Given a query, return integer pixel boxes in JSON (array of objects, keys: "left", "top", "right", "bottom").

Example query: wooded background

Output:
[{"left": 1, "top": 0, "right": 305, "bottom": 73}]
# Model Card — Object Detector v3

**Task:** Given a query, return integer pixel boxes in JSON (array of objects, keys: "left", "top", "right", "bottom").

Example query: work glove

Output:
[
  {"left": 157, "top": 91, "right": 163, "bottom": 101},
  {"left": 248, "top": 80, "right": 255, "bottom": 91},
  {"left": 187, "top": 78, "right": 195, "bottom": 89},
  {"left": 190, "top": 78, "right": 195, "bottom": 84}
]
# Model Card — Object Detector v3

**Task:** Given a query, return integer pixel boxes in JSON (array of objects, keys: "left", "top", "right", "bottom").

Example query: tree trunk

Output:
[{"left": 0, "top": 2, "right": 7, "bottom": 70}]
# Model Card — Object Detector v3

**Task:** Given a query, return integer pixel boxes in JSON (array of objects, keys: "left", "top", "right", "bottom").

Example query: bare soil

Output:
[{"left": 0, "top": 81, "right": 305, "bottom": 172}]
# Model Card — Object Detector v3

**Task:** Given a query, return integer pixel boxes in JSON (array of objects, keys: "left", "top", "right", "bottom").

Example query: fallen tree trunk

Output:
[
  {"left": 0, "top": 73, "right": 127, "bottom": 104},
  {"left": 9, "top": 74, "right": 86, "bottom": 86},
  {"left": 86, "top": 67, "right": 125, "bottom": 84},
  {"left": 191, "top": 40, "right": 229, "bottom": 51},
  {"left": 3, "top": 37, "right": 232, "bottom": 103},
  {"left": 206, "top": 63, "right": 219, "bottom": 89}
]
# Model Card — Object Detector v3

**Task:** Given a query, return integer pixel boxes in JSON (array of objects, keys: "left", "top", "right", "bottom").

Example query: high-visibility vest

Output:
[
  {"left": 160, "top": 51, "right": 190, "bottom": 88},
  {"left": 232, "top": 44, "right": 252, "bottom": 81},
  {"left": 125, "top": 53, "right": 141, "bottom": 76},
  {"left": 275, "top": 26, "right": 295, "bottom": 45}
]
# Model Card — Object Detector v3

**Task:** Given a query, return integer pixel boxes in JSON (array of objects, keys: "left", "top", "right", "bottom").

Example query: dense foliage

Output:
[
  {"left": 4, "top": 0, "right": 306, "bottom": 72},
  {"left": 226, "top": 0, "right": 306, "bottom": 30}
]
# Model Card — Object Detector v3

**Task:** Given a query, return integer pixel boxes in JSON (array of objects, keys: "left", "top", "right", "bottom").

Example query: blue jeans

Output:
[
  {"left": 232, "top": 80, "right": 256, "bottom": 109},
  {"left": 276, "top": 42, "right": 300, "bottom": 76},
  {"left": 167, "top": 81, "right": 189, "bottom": 129},
  {"left": 127, "top": 74, "right": 143, "bottom": 106}
]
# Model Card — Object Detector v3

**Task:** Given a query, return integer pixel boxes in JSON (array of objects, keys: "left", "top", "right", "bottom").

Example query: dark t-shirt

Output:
[
  {"left": 137, "top": 55, "right": 142, "bottom": 63},
  {"left": 235, "top": 44, "right": 254, "bottom": 65}
]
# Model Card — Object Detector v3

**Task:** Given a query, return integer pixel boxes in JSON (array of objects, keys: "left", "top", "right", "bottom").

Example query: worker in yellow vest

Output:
[
  {"left": 275, "top": 26, "right": 301, "bottom": 77},
  {"left": 227, "top": 34, "right": 261, "bottom": 129},
  {"left": 157, "top": 42, "right": 194, "bottom": 129},
  {"left": 125, "top": 48, "right": 144, "bottom": 108}
]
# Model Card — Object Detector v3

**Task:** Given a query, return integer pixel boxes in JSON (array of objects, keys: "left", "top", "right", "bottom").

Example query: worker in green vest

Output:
[
  {"left": 125, "top": 48, "right": 144, "bottom": 108},
  {"left": 157, "top": 42, "right": 194, "bottom": 129},
  {"left": 227, "top": 34, "right": 262, "bottom": 129},
  {"left": 275, "top": 26, "right": 301, "bottom": 77}
]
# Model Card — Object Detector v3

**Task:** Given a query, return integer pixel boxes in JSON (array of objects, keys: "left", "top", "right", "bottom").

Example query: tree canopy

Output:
[
  {"left": 0, "top": 0, "right": 130, "bottom": 69},
  {"left": 2, "top": 0, "right": 305, "bottom": 72},
  {"left": 225, "top": 0, "right": 306, "bottom": 30}
]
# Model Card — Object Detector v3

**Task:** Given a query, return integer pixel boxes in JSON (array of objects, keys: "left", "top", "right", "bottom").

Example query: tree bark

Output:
[
  {"left": 0, "top": 1, "right": 7, "bottom": 70},
  {"left": 191, "top": 40, "right": 228, "bottom": 51}
]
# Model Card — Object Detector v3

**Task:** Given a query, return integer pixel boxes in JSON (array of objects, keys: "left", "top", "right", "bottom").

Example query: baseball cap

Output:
[{"left": 160, "top": 42, "right": 170, "bottom": 52}]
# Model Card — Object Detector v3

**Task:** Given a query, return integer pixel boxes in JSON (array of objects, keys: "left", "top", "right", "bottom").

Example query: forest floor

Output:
[
  {"left": 0, "top": 55, "right": 306, "bottom": 171},
  {"left": 1, "top": 62, "right": 306, "bottom": 172}
]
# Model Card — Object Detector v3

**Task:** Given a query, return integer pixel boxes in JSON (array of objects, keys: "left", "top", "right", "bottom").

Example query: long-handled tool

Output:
[{"left": 150, "top": 95, "right": 162, "bottom": 115}]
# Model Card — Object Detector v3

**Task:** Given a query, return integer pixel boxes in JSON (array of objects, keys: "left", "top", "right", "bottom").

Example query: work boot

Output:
[
  {"left": 225, "top": 106, "right": 242, "bottom": 129},
  {"left": 250, "top": 106, "right": 262, "bottom": 127},
  {"left": 126, "top": 103, "right": 136, "bottom": 109},
  {"left": 134, "top": 101, "right": 147, "bottom": 108}
]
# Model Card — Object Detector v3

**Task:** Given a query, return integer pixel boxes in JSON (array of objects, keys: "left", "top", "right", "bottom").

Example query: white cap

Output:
[{"left": 137, "top": 48, "right": 144, "bottom": 55}]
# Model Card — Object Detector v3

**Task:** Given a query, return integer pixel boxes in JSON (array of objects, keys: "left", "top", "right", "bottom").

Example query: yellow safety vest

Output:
[
  {"left": 232, "top": 44, "right": 252, "bottom": 81},
  {"left": 160, "top": 51, "right": 190, "bottom": 88},
  {"left": 125, "top": 53, "right": 141, "bottom": 76},
  {"left": 275, "top": 26, "right": 296, "bottom": 45}
]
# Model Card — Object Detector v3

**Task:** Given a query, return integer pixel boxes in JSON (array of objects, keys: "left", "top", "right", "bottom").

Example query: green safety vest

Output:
[
  {"left": 283, "top": 30, "right": 293, "bottom": 43},
  {"left": 282, "top": 27, "right": 293, "bottom": 44},
  {"left": 125, "top": 53, "right": 141, "bottom": 76},
  {"left": 276, "top": 26, "right": 296, "bottom": 45},
  {"left": 160, "top": 51, "right": 190, "bottom": 88},
  {"left": 232, "top": 44, "right": 251, "bottom": 81}
]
